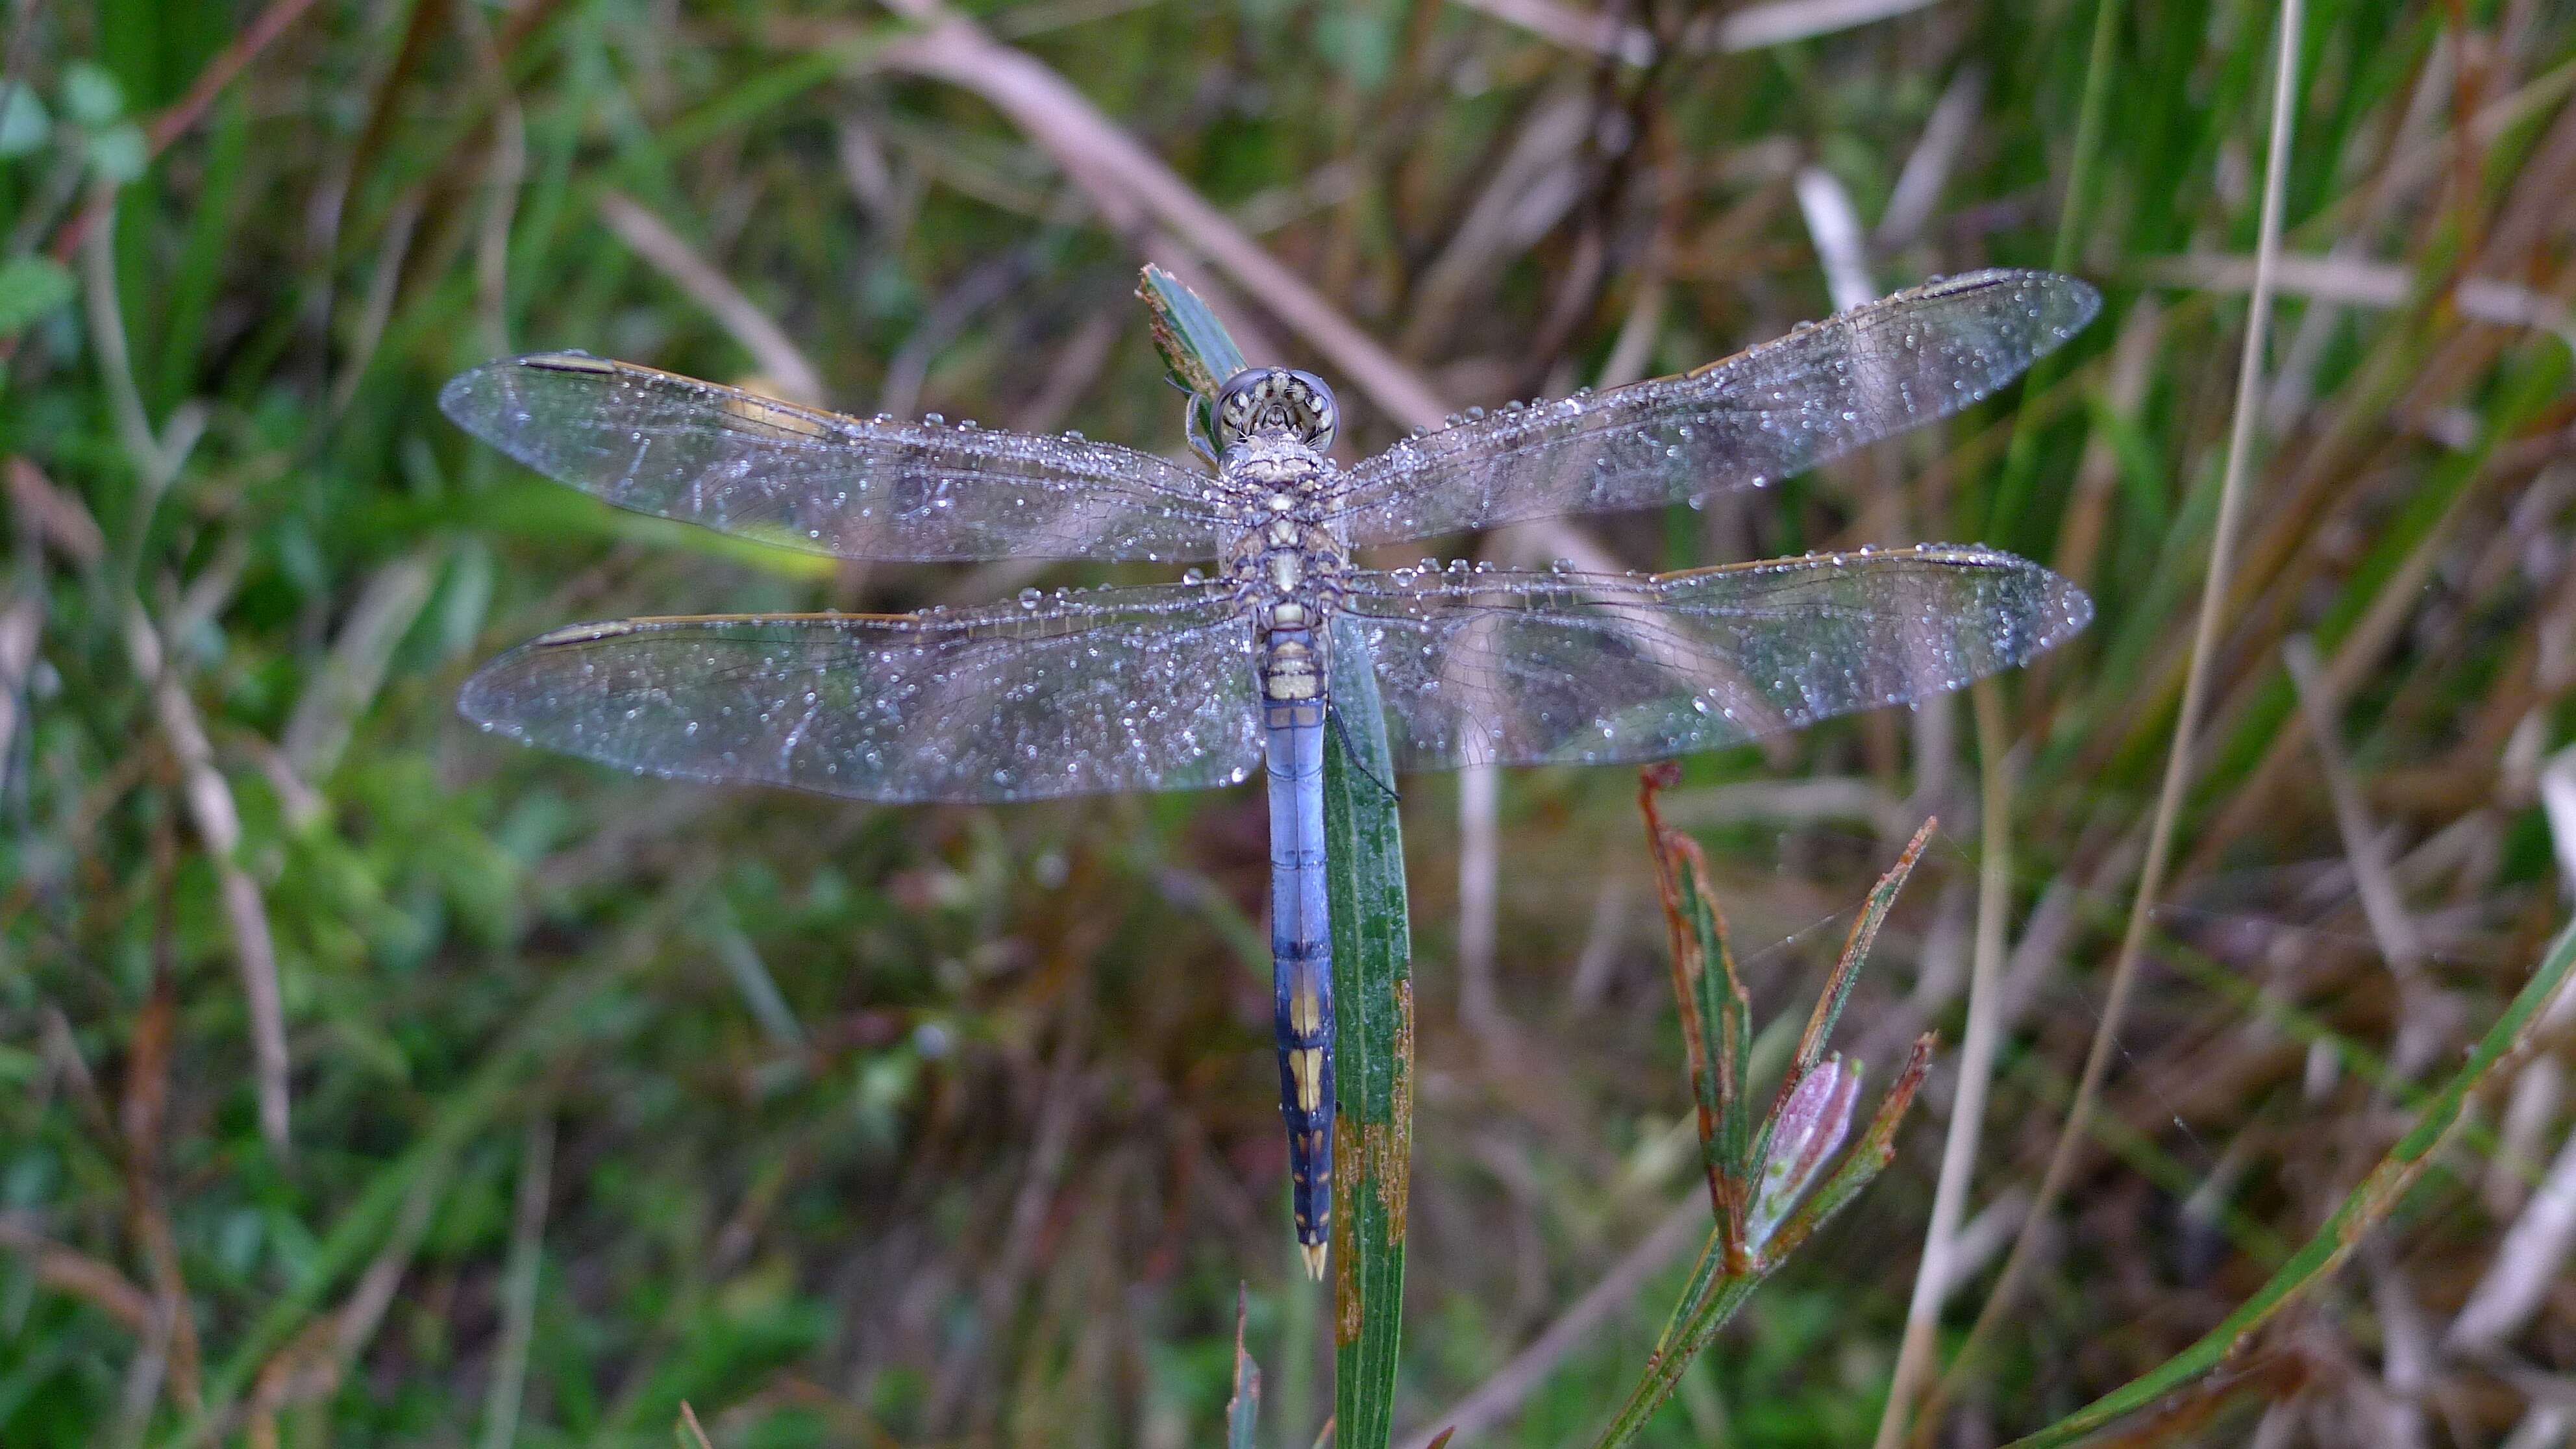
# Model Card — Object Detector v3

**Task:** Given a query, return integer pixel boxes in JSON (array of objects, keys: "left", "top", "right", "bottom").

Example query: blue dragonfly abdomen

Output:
[{"left": 1263, "top": 670, "right": 1335, "bottom": 1278}]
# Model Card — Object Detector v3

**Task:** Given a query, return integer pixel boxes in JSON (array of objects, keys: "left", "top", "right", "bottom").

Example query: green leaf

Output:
[
  {"left": 0, "top": 82, "right": 49, "bottom": 158},
  {"left": 1789, "top": 819, "right": 1932, "bottom": 1079},
  {"left": 1137, "top": 263, "right": 1247, "bottom": 396},
  {"left": 1640, "top": 767, "right": 1752, "bottom": 1250},
  {"left": 61, "top": 60, "right": 123, "bottom": 127},
  {"left": 2000, "top": 915, "right": 2576, "bottom": 1449},
  {"left": 0, "top": 255, "right": 75, "bottom": 336},
  {"left": 1324, "top": 615, "right": 1412, "bottom": 1449},
  {"left": 87, "top": 120, "right": 147, "bottom": 183},
  {"left": 1315, "top": 1, "right": 1398, "bottom": 92}
]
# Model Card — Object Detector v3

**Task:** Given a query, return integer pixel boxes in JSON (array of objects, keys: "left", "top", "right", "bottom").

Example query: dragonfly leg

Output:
[
  {"left": 1328, "top": 704, "right": 1401, "bottom": 804},
  {"left": 1172, "top": 375, "right": 1220, "bottom": 464}
]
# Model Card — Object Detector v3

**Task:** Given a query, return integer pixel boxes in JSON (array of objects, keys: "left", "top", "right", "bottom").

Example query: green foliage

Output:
[
  {"left": 0, "top": 256, "right": 73, "bottom": 336},
  {"left": 0, "top": 84, "right": 49, "bottom": 159}
]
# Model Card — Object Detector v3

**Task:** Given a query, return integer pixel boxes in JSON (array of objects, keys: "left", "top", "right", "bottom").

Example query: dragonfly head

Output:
[{"left": 1215, "top": 367, "right": 1337, "bottom": 451}]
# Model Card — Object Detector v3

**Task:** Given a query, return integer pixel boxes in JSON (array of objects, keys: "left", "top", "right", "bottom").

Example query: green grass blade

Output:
[
  {"left": 151, "top": 88, "right": 246, "bottom": 408},
  {"left": 1138, "top": 264, "right": 1245, "bottom": 451},
  {"left": 1639, "top": 768, "right": 1752, "bottom": 1246},
  {"left": 1979, "top": 0, "right": 2124, "bottom": 545},
  {"left": 1594, "top": 1272, "right": 1763, "bottom": 1447},
  {"left": 1137, "top": 263, "right": 1247, "bottom": 395},
  {"left": 2002, "top": 915, "right": 2576, "bottom": 1449},
  {"left": 1325, "top": 615, "right": 1413, "bottom": 1449},
  {"left": 1678, "top": 860, "right": 1745, "bottom": 1202}
]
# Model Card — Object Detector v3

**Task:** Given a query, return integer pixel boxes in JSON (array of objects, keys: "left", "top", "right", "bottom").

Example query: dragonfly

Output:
[{"left": 446, "top": 267, "right": 2099, "bottom": 1278}]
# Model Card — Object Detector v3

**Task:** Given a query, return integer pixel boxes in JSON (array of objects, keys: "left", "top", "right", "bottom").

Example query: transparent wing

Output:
[
  {"left": 458, "top": 585, "right": 1261, "bottom": 802},
  {"left": 1336, "top": 547, "right": 2090, "bottom": 771},
  {"left": 1334, "top": 270, "right": 2098, "bottom": 544},
  {"left": 441, "top": 353, "right": 1228, "bottom": 562}
]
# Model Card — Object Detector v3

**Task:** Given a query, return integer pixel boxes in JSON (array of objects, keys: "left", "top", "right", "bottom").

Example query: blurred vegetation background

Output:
[{"left": 5, "top": 0, "right": 2575, "bottom": 1444}]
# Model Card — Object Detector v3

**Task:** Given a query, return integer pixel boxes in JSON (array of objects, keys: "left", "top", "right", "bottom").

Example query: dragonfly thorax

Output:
[{"left": 1218, "top": 434, "right": 1349, "bottom": 704}]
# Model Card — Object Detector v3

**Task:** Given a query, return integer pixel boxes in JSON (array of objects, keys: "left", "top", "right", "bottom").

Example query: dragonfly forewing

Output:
[
  {"left": 458, "top": 584, "right": 1264, "bottom": 802},
  {"left": 1331, "top": 270, "right": 2099, "bottom": 544},
  {"left": 441, "top": 353, "right": 1230, "bottom": 562},
  {"left": 1336, "top": 545, "right": 2090, "bottom": 771}
]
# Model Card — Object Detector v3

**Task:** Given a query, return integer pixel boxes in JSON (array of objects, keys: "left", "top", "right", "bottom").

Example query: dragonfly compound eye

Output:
[{"left": 1216, "top": 368, "right": 1338, "bottom": 451}]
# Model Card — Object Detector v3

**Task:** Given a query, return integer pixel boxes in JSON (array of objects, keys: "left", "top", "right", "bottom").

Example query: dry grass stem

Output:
[
  {"left": 1706, "top": 0, "right": 1943, "bottom": 50},
  {"left": 1455, "top": 0, "right": 1944, "bottom": 58},
  {"left": 1446, "top": 0, "right": 1654, "bottom": 64},
  {"left": 80, "top": 206, "right": 292, "bottom": 1156},
  {"left": 1876, "top": 65, "right": 1985, "bottom": 253},
  {"left": 0, "top": 1213, "right": 158, "bottom": 1337},
  {"left": 879, "top": 8, "right": 1450, "bottom": 429},
  {"left": 1873, "top": 682, "right": 2016, "bottom": 1448},
  {"left": 2136, "top": 253, "right": 2576, "bottom": 355},
  {"left": 598, "top": 191, "right": 826, "bottom": 404},
  {"left": 2297, "top": 632, "right": 2431, "bottom": 1046},
  {"left": 1792, "top": 167, "right": 1875, "bottom": 314},
  {"left": 0, "top": 590, "right": 42, "bottom": 771},
  {"left": 1455, "top": 765, "right": 1504, "bottom": 1041},
  {"left": 474, "top": 1116, "right": 555, "bottom": 1449},
  {"left": 281, "top": 553, "right": 436, "bottom": 788},
  {"left": 2447, "top": 1098, "right": 2576, "bottom": 1353}
]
